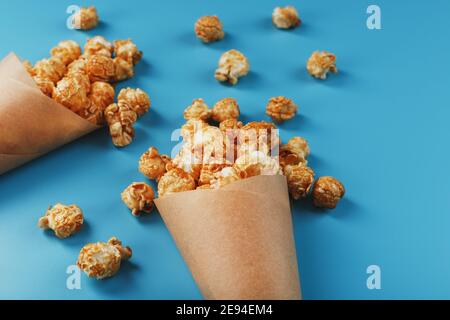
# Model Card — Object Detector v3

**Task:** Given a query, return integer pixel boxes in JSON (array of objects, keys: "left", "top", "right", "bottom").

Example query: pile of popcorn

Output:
[{"left": 23, "top": 36, "right": 150, "bottom": 147}]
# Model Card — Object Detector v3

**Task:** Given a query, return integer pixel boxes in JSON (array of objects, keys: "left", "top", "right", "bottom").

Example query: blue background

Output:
[{"left": 0, "top": 0, "right": 449, "bottom": 299}]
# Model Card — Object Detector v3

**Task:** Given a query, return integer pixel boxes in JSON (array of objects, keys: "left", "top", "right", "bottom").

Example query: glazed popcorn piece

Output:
[
  {"left": 85, "top": 54, "right": 116, "bottom": 82},
  {"left": 84, "top": 36, "right": 113, "bottom": 57},
  {"left": 199, "top": 163, "right": 231, "bottom": 186},
  {"left": 183, "top": 98, "right": 211, "bottom": 121},
  {"left": 118, "top": 88, "right": 151, "bottom": 117},
  {"left": 234, "top": 150, "right": 282, "bottom": 179},
  {"left": 266, "top": 96, "right": 298, "bottom": 122},
  {"left": 219, "top": 118, "right": 243, "bottom": 132},
  {"left": 139, "top": 147, "right": 170, "bottom": 180},
  {"left": 53, "top": 74, "right": 90, "bottom": 113},
  {"left": 33, "top": 57, "right": 66, "bottom": 84},
  {"left": 215, "top": 50, "right": 250, "bottom": 85},
  {"left": 210, "top": 166, "right": 242, "bottom": 189},
  {"left": 307, "top": 51, "right": 338, "bottom": 80},
  {"left": 121, "top": 182, "right": 155, "bottom": 216},
  {"left": 104, "top": 102, "right": 138, "bottom": 147},
  {"left": 67, "top": 57, "right": 87, "bottom": 75},
  {"left": 171, "top": 142, "right": 204, "bottom": 181},
  {"left": 195, "top": 16, "right": 225, "bottom": 43},
  {"left": 181, "top": 119, "right": 209, "bottom": 142},
  {"left": 114, "top": 39, "right": 142, "bottom": 65},
  {"left": 158, "top": 168, "right": 196, "bottom": 197},
  {"left": 80, "top": 81, "right": 115, "bottom": 125},
  {"left": 272, "top": 6, "right": 301, "bottom": 29},
  {"left": 50, "top": 40, "right": 81, "bottom": 66},
  {"left": 280, "top": 136, "right": 310, "bottom": 168},
  {"left": 114, "top": 57, "right": 134, "bottom": 81},
  {"left": 77, "top": 237, "right": 132, "bottom": 280},
  {"left": 240, "top": 121, "right": 279, "bottom": 155},
  {"left": 72, "top": 6, "right": 99, "bottom": 30},
  {"left": 312, "top": 176, "right": 345, "bottom": 208},
  {"left": 211, "top": 98, "right": 240, "bottom": 122},
  {"left": 33, "top": 76, "right": 55, "bottom": 97},
  {"left": 284, "top": 164, "right": 315, "bottom": 200},
  {"left": 38, "top": 203, "right": 83, "bottom": 239}
]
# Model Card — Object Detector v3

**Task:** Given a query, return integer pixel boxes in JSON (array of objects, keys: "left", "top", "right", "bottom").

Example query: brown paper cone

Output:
[
  {"left": 154, "top": 175, "right": 301, "bottom": 300},
  {"left": 0, "top": 53, "right": 99, "bottom": 175}
]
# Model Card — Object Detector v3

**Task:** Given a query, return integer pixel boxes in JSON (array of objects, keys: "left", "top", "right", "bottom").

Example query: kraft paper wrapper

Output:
[
  {"left": 155, "top": 175, "right": 301, "bottom": 300},
  {"left": 0, "top": 53, "right": 99, "bottom": 175}
]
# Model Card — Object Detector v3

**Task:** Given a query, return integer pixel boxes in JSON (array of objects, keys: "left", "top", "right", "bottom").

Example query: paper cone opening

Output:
[{"left": 155, "top": 175, "right": 301, "bottom": 300}]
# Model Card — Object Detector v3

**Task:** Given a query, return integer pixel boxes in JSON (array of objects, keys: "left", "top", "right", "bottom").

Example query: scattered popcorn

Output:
[
  {"left": 80, "top": 81, "right": 115, "bottom": 125},
  {"left": 85, "top": 54, "right": 116, "bottom": 82},
  {"left": 194, "top": 16, "right": 225, "bottom": 43},
  {"left": 280, "top": 136, "right": 310, "bottom": 167},
  {"left": 307, "top": 51, "right": 338, "bottom": 80},
  {"left": 284, "top": 164, "right": 315, "bottom": 200},
  {"left": 219, "top": 118, "right": 243, "bottom": 132},
  {"left": 121, "top": 182, "right": 155, "bottom": 216},
  {"left": 114, "top": 57, "right": 134, "bottom": 81},
  {"left": 38, "top": 203, "right": 83, "bottom": 239},
  {"left": 50, "top": 40, "right": 81, "bottom": 66},
  {"left": 33, "top": 57, "right": 66, "bottom": 84},
  {"left": 272, "top": 6, "right": 301, "bottom": 29},
  {"left": 215, "top": 49, "right": 250, "bottom": 85},
  {"left": 139, "top": 147, "right": 170, "bottom": 180},
  {"left": 72, "top": 6, "right": 99, "bottom": 30},
  {"left": 104, "top": 102, "right": 138, "bottom": 147},
  {"left": 158, "top": 168, "right": 196, "bottom": 197},
  {"left": 266, "top": 96, "right": 298, "bottom": 122},
  {"left": 211, "top": 98, "right": 240, "bottom": 122},
  {"left": 77, "top": 237, "right": 132, "bottom": 280},
  {"left": 33, "top": 76, "right": 55, "bottom": 97},
  {"left": 114, "top": 39, "right": 142, "bottom": 65},
  {"left": 312, "top": 176, "right": 345, "bottom": 208},
  {"left": 53, "top": 74, "right": 90, "bottom": 113},
  {"left": 117, "top": 88, "right": 150, "bottom": 117},
  {"left": 183, "top": 98, "right": 211, "bottom": 121},
  {"left": 84, "top": 36, "right": 113, "bottom": 57}
]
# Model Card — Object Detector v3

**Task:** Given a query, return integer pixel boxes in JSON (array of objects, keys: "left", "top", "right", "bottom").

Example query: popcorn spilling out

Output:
[
  {"left": 139, "top": 147, "right": 170, "bottom": 180},
  {"left": 38, "top": 203, "right": 84, "bottom": 239},
  {"left": 215, "top": 50, "right": 250, "bottom": 85},
  {"left": 121, "top": 182, "right": 155, "bottom": 216},
  {"left": 307, "top": 51, "right": 338, "bottom": 80},
  {"left": 77, "top": 237, "right": 132, "bottom": 279},
  {"left": 266, "top": 96, "right": 298, "bottom": 122},
  {"left": 272, "top": 6, "right": 301, "bottom": 29},
  {"left": 72, "top": 6, "right": 99, "bottom": 30},
  {"left": 195, "top": 16, "right": 225, "bottom": 43}
]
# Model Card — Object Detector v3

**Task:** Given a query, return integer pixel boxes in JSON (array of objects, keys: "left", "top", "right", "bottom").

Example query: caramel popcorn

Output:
[
  {"left": 307, "top": 51, "right": 338, "bottom": 80},
  {"left": 114, "top": 57, "right": 134, "bottom": 81},
  {"left": 117, "top": 88, "right": 150, "bottom": 117},
  {"left": 72, "top": 6, "right": 99, "bottom": 30},
  {"left": 77, "top": 237, "right": 132, "bottom": 280},
  {"left": 219, "top": 118, "right": 243, "bottom": 132},
  {"left": 280, "top": 136, "right": 310, "bottom": 167},
  {"left": 211, "top": 98, "right": 240, "bottom": 122},
  {"left": 312, "top": 176, "right": 345, "bottom": 209},
  {"left": 158, "top": 168, "right": 196, "bottom": 197},
  {"left": 240, "top": 121, "right": 279, "bottom": 155},
  {"left": 104, "top": 102, "right": 138, "bottom": 147},
  {"left": 199, "top": 163, "right": 231, "bottom": 186},
  {"left": 84, "top": 36, "right": 113, "bottom": 57},
  {"left": 210, "top": 166, "right": 241, "bottom": 189},
  {"left": 67, "top": 57, "right": 87, "bottom": 75},
  {"left": 121, "top": 182, "right": 155, "bottom": 216},
  {"left": 266, "top": 96, "right": 298, "bottom": 122},
  {"left": 33, "top": 76, "right": 55, "bottom": 97},
  {"left": 234, "top": 150, "right": 282, "bottom": 179},
  {"left": 22, "top": 60, "right": 35, "bottom": 76},
  {"left": 114, "top": 39, "right": 142, "bottom": 65},
  {"left": 272, "top": 6, "right": 301, "bottom": 29},
  {"left": 171, "top": 142, "right": 203, "bottom": 181},
  {"left": 38, "top": 203, "right": 83, "bottom": 239},
  {"left": 139, "top": 147, "right": 170, "bottom": 180},
  {"left": 284, "top": 164, "right": 315, "bottom": 200},
  {"left": 50, "top": 40, "right": 81, "bottom": 66},
  {"left": 197, "top": 184, "right": 212, "bottom": 190},
  {"left": 81, "top": 81, "right": 115, "bottom": 125},
  {"left": 33, "top": 57, "right": 66, "bottom": 84},
  {"left": 215, "top": 49, "right": 250, "bottom": 85},
  {"left": 85, "top": 54, "right": 115, "bottom": 82},
  {"left": 181, "top": 119, "right": 209, "bottom": 142},
  {"left": 195, "top": 16, "right": 225, "bottom": 43},
  {"left": 183, "top": 98, "right": 211, "bottom": 121},
  {"left": 53, "top": 74, "right": 90, "bottom": 113}
]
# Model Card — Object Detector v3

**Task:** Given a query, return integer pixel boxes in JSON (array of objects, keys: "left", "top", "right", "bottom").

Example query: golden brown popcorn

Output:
[
  {"left": 192, "top": 125, "right": 226, "bottom": 164},
  {"left": 114, "top": 57, "right": 134, "bottom": 81},
  {"left": 307, "top": 51, "right": 338, "bottom": 80},
  {"left": 312, "top": 176, "right": 345, "bottom": 209},
  {"left": 50, "top": 40, "right": 81, "bottom": 66},
  {"left": 139, "top": 147, "right": 170, "bottom": 180},
  {"left": 114, "top": 39, "right": 142, "bottom": 65},
  {"left": 240, "top": 121, "right": 279, "bottom": 155},
  {"left": 33, "top": 76, "right": 55, "bottom": 97},
  {"left": 172, "top": 142, "right": 203, "bottom": 181},
  {"left": 210, "top": 166, "right": 242, "bottom": 189},
  {"left": 183, "top": 98, "right": 211, "bottom": 121},
  {"left": 33, "top": 57, "right": 66, "bottom": 84},
  {"left": 85, "top": 54, "right": 115, "bottom": 82},
  {"left": 67, "top": 57, "right": 87, "bottom": 75},
  {"left": 234, "top": 150, "right": 282, "bottom": 179},
  {"left": 215, "top": 50, "right": 250, "bottom": 85},
  {"left": 181, "top": 119, "right": 209, "bottom": 142},
  {"left": 72, "top": 6, "right": 99, "bottom": 30},
  {"left": 284, "top": 164, "right": 315, "bottom": 200},
  {"left": 80, "top": 81, "right": 115, "bottom": 125},
  {"left": 84, "top": 36, "right": 113, "bottom": 57},
  {"left": 121, "top": 182, "right": 155, "bottom": 216},
  {"left": 219, "top": 118, "right": 243, "bottom": 132},
  {"left": 280, "top": 136, "right": 310, "bottom": 167},
  {"left": 38, "top": 203, "right": 83, "bottom": 239},
  {"left": 77, "top": 237, "right": 132, "bottom": 280},
  {"left": 117, "top": 88, "right": 150, "bottom": 117},
  {"left": 195, "top": 16, "right": 225, "bottom": 43},
  {"left": 22, "top": 60, "right": 35, "bottom": 76},
  {"left": 53, "top": 74, "right": 90, "bottom": 113},
  {"left": 266, "top": 96, "right": 298, "bottom": 122},
  {"left": 199, "top": 163, "right": 231, "bottom": 186},
  {"left": 211, "top": 98, "right": 240, "bottom": 122},
  {"left": 158, "top": 168, "right": 196, "bottom": 197},
  {"left": 104, "top": 102, "right": 138, "bottom": 147},
  {"left": 272, "top": 6, "right": 301, "bottom": 29}
]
